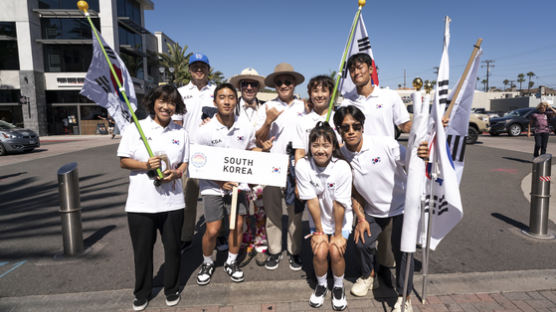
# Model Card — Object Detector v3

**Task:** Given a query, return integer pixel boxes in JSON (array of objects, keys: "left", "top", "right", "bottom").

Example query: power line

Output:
[{"left": 481, "top": 60, "right": 495, "bottom": 91}]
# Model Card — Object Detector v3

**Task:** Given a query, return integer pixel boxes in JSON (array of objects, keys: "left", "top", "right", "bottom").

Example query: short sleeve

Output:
[
  {"left": 182, "top": 130, "right": 190, "bottom": 163},
  {"left": 292, "top": 120, "right": 306, "bottom": 150},
  {"left": 117, "top": 125, "right": 138, "bottom": 158},
  {"left": 295, "top": 159, "right": 317, "bottom": 200},
  {"left": 172, "top": 113, "right": 184, "bottom": 121},
  {"left": 333, "top": 160, "right": 352, "bottom": 211},
  {"left": 255, "top": 102, "right": 269, "bottom": 130},
  {"left": 392, "top": 92, "right": 410, "bottom": 126}
]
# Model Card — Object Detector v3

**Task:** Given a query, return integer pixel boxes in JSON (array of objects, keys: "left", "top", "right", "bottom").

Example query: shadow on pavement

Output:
[
  {"left": 491, "top": 212, "right": 528, "bottom": 231},
  {"left": 502, "top": 156, "right": 533, "bottom": 164}
]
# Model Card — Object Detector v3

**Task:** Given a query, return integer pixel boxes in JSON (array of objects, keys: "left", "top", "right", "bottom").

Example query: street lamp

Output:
[
  {"left": 168, "top": 66, "right": 174, "bottom": 84},
  {"left": 158, "top": 66, "right": 166, "bottom": 84}
]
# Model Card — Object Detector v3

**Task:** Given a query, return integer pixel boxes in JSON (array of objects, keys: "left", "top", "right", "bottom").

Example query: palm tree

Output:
[
  {"left": 529, "top": 81, "right": 535, "bottom": 90},
  {"left": 503, "top": 79, "right": 509, "bottom": 90},
  {"left": 481, "top": 79, "right": 488, "bottom": 91},
  {"left": 158, "top": 42, "right": 193, "bottom": 86},
  {"left": 526, "top": 72, "right": 535, "bottom": 92},
  {"left": 209, "top": 68, "right": 225, "bottom": 84},
  {"left": 517, "top": 73, "right": 525, "bottom": 90}
]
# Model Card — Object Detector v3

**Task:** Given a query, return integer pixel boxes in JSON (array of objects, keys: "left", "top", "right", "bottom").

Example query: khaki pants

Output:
[
  {"left": 263, "top": 186, "right": 303, "bottom": 255},
  {"left": 181, "top": 177, "right": 199, "bottom": 243}
]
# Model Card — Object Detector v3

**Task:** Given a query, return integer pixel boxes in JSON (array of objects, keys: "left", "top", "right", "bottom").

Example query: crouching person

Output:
[{"left": 295, "top": 122, "right": 353, "bottom": 311}]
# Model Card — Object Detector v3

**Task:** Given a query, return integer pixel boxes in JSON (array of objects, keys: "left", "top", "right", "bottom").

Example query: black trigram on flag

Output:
[
  {"left": 447, "top": 134, "right": 466, "bottom": 162},
  {"left": 438, "top": 80, "right": 449, "bottom": 105},
  {"left": 424, "top": 194, "right": 449, "bottom": 216},
  {"left": 95, "top": 76, "right": 111, "bottom": 93},
  {"left": 104, "top": 45, "right": 117, "bottom": 61},
  {"left": 358, "top": 37, "right": 371, "bottom": 52}
]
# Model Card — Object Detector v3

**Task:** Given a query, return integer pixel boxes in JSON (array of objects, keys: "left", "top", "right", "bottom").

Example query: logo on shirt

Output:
[
  {"left": 237, "top": 135, "right": 244, "bottom": 141},
  {"left": 172, "top": 139, "right": 180, "bottom": 145},
  {"left": 376, "top": 103, "right": 383, "bottom": 109},
  {"left": 191, "top": 152, "right": 207, "bottom": 168},
  {"left": 183, "top": 95, "right": 193, "bottom": 100},
  {"left": 211, "top": 139, "right": 222, "bottom": 145},
  {"left": 297, "top": 112, "right": 304, "bottom": 117},
  {"left": 371, "top": 156, "right": 381, "bottom": 164},
  {"left": 272, "top": 167, "right": 281, "bottom": 174},
  {"left": 328, "top": 183, "right": 335, "bottom": 189}
]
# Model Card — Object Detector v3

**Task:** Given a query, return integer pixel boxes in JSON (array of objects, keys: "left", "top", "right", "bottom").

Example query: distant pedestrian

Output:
[
  {"left": 528, "top": 101, "right": 555, "bottom": 157},
  {"left": 117, "top": 85, "right": 188, "bottom": 311},
  {"left": 295, "top": 122, "right": 352, "bottom": 311}
]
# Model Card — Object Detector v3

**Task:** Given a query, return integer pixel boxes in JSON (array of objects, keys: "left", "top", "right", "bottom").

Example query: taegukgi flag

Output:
[
  {"left": 446, "top": 48, "right": 483, "bottom": 183},
  {"left": 424, "top": 16, "right": 463, "bottom": 251},
  {"left": 80, "top": 27, "right": 137, "bottom": 133},
  {"left": 339, "top": 14, "right": 379, "bottom": 97}
]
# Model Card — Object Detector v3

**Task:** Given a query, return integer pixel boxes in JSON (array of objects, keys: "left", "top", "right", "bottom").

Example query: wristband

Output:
[{"left": 313, "top": 231, "right": 325, "bottom": 236}]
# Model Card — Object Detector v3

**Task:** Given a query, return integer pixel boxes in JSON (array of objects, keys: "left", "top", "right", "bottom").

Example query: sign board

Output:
[{"left": 188, "top": 145, "right": 289, "bottom": 188}]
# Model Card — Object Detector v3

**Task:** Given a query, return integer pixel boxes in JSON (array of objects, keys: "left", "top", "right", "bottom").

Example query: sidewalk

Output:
[{"left": 1, "top": 269, "right": 555, "bottom": 311}]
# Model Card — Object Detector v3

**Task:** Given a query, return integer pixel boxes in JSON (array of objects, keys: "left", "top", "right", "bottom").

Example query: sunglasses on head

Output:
[
  {"left": 339, "top": 123, "right": 363, "bottom": 132},
  {"left": 275, "top": 79, "right": 293, "bottom": 87},
  {"left": 240, "top": 80, "right": 259, "bottom": 88}
]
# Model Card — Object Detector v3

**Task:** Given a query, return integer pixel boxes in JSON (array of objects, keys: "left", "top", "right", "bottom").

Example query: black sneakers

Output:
[
  {"left": 165, "top": 291, "right": 180, "bottom": 307},
  {"left": 196, "top": 262, "right": 215, "bottom": 286},
  {"left": 224, "top": 261, "right": 245, "bottom": 282},
  {"left": 289, "top": 254, "right": 302, "bottom": 271},
  {"left": 309, "top": 284, "right": 327, "bottom": 308},
  {"left": 264, "top": 253, "right": 282, "bottom": 270},
  {"left": 331, "top": 287, "right": 347, "bottom": 311},
  {"left": 132, "top": 297, "right": 148, "bottom": 311}
]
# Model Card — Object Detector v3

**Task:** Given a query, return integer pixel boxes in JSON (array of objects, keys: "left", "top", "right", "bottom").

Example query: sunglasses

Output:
[
  {"left": 240, "top": 80, "right": 259, "bottom": 88},
  {"left": 339, "top": 123, "right": 363, "bottom": 132},
  {"left": 275, "top": 79, "right": 293, "bottom": 87}
]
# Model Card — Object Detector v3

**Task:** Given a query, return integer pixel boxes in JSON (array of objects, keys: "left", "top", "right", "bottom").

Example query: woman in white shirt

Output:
[
  {"left": 117, "top": 85, "right": 189, "bottom": 311},
  {"left": 295, "top": 122, "right": 352, "bottom": 311}
]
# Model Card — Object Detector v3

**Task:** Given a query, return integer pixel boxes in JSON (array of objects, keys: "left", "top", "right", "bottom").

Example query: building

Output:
[{"left": 0, "top": 0, "right": 174, "bottom": 135}]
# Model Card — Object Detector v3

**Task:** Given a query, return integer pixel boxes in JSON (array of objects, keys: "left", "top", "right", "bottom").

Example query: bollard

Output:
[
  {"left": 57, "top": 162, "right": 84, "bottom": 256},
  {"left": 525, "top": 154, "right": 555, "bottom": 239}
]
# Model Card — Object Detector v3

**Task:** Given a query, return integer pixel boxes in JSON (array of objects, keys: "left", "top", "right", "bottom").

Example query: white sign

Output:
[{"left": 188, "top": 145, "right": 289, "bottom": 188}]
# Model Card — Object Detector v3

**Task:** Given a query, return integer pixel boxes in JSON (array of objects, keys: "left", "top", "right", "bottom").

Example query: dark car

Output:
[
  {"left": 0, "top": 120, "right": 40, "bottom": 155},
  {"left": 489, "top": 107, "right": 556, "bottom": 137}
]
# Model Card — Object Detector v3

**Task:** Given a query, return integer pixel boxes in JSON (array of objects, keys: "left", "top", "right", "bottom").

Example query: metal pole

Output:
[
  {"left": 422, "top": 160, "right": 436, "bottom": 304},
  {"left": 523, "top": 154, "right": 555, "bottom": 239},
  {"left": 57, "top": 162, "right": 84, "bottom": 256},
  {"left": 400, "top": 252, "right": 413, "bottom": 312}
]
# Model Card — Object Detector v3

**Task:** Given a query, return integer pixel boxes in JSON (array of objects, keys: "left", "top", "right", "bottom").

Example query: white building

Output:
[{"left": 0, "top": 0, "right": 174, "bottom": 135}]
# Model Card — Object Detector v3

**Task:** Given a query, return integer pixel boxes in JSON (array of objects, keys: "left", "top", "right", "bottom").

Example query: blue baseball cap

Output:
[{"left": 189, "top": 53, "right": 210, "bottom": 66}]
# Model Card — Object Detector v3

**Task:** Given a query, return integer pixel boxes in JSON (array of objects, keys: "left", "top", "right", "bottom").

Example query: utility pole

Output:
[
  {"left": 433, "top": 66, "right": 439, "bottom": 75},
  {"left": 404, "top": 69, "right": 406, "bottom": 88},
  {"left": 481, "top": 60, "right": 495, "bottom": 92}
]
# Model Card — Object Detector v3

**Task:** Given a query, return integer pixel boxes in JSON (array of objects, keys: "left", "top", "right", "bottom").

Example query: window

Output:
[
  {"left": 0, "top": 90, "right": 21, "bottom": 103},
  {"left": 117, "top": 0, "right": 141, "bottom": 26},
  {"left": 39, "top": 0, "right": 99, "bottom": 11},
  {"left": 44, "top": 45, "right": 92, "bottom": 72},
  {"left": 120, "top": 50, "right": 143, "bottom": 79},
  {"left": 0, "top": 22, "right": 17, "bottom": 37},
  {"left": 0, "top": 41, "right": 19, "bottom": 70},
  {"left": 46, "top": 91, "right": 93, "bottom": 104},
  {"left": 118, "top": 26, "right": 142, "bottom": 50},
  {"left": 41, "top": 18, "right": 99, "bottom": 40}
]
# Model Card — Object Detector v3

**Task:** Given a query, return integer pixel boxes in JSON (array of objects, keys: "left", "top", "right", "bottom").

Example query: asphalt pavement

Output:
[{"left": 0, "top": 133, "right": 555, "bottom": 311}]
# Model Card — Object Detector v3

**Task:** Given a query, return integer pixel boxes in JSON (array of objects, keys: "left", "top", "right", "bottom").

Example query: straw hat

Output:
[
  {"left": 229, "top": 68, "right": 265, "bottom": 89},
  {"left": 264, "top": 63, "right": 305, "bottom": 88}
]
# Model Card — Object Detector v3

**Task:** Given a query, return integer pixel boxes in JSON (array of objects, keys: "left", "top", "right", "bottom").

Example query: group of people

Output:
[{"left": 117, "top": 52, "right": 429, "bottom": 312}]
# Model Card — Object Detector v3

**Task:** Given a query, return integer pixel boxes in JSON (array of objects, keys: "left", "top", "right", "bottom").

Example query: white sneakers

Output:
[
  {"left": 309, "top": 285, "right": 327, "bottom": 308},
  {"left": 350, "top": 275, "right": 379, "bottom": 296},
  {"left": 392, "top": 296, "right": 413, "bottom": 312}
]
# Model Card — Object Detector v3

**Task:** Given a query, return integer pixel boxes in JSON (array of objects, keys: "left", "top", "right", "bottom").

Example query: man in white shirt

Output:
[
  {"left": 173, "top": 53, "right": 217, "bottom": 253},
  {"left": 255, "top": 63, "right": 305, "bottom": 271},
  {"left": 230, "top": 68, "right": 266, "bottom": 128}
]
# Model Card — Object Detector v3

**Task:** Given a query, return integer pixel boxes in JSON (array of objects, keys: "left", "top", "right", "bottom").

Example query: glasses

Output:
[
  {"left": 275, "top": 79, "right": 293, "bottom": 87},
  {"left": 339, "top": 123, "right": 363, "bottom": 132},
  {"left": 240, "top": 80, "right": 259, "bottom": 88}
]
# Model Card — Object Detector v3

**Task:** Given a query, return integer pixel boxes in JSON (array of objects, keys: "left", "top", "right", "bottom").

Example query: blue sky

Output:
[{"left": 145, "top": 0, "right": 556, "bottom": 97}]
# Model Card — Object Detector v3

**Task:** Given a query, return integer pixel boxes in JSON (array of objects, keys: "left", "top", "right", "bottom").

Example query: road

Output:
[{"left": 0, "top": 134, "right": 555, "bottom": 297}]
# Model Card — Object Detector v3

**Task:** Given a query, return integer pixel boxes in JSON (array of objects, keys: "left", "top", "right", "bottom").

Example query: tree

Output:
[
  {"left": 481, "top": 79, "right": 488, "bottom": 91},
  {"left": 517, "top": 73, "right": 525, "bottom": 90},
  {"left": 209, "top": 68, "right": 225, "bottom": 84},
  {"left": 158, "top": 42, "right": 193, "bottom": 86},
  {"left": 529, "top": 81, "right": 535, "bottom": 90},
  {"left": 503, "top": 79, "right": 509, "bottom": 90},
  {"left": 527, "top": 72, "right": 535, "bottom": 92}
]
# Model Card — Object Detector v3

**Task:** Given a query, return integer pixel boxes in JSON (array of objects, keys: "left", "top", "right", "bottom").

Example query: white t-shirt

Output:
[
  {"left": 236, "top": 97, "right": 260, "bottom": 129},
  {"left": 292, "top": 110, "right": 340, "bottom": 152},
  {"left": 255, "top": 97, "right": 305, "bottom": 154},
  {"left": 117, "top": 117, "right": 189, "bottom": 213},
  {"left": 173, "top": 82, "right": 216, "bottom": 140},
  {"left": 194, "top": 116, "right": 257, "bottom": 196},
  {"left": 295, "top": 157, "right": 353, "bottom": 235},
  {"left": 340, "top": 135, "right": 406, "bottom": 218},
  {"left": 340, "top": 87, "right": 410, "bottom": 137}
]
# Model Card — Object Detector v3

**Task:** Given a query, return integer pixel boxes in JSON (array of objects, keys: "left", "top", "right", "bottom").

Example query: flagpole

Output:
[
  {"left": 443, "top": 38, "right": 483, "bottom": 120},
  {"left": 77, "top": 0, "right": 164, "bottom": 181},
  {"left": 325, "top": 0, "right": 366, "bottom": 122}
]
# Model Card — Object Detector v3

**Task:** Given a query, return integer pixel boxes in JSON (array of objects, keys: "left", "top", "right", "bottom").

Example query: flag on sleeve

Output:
[
  {"left": 400, "top": 91, "right": 431, "bottom": 253},
  {"left": 339, "top": 14, "right": 379, "bottom": 97},
  {"left": 446, "top": 49, "right": 483, "bottom": 183},
  {"left": 80, "top": 28, "right": 137, "bottom": 133},
  {"left": 425, "top": 17, "right": 463, "bottom": 251}
]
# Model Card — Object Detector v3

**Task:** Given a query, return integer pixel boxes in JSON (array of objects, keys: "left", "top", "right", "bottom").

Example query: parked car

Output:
[
  {"left": 399, "top": 105, "right": 489, "bottom": 144},
  {"left": 471, "top": 107, "right": 501, "bottom": 118},
  {"left": 0, "top": 120, "right": 40, "bottom": 155},
  {"left": 489, "top": 107, "right": 556, "bottom": 137}
]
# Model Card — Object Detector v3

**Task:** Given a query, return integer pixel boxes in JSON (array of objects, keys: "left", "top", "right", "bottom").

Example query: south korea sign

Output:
[{"left": 188, "top": 145, "right": 289, "bottom": 188}]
